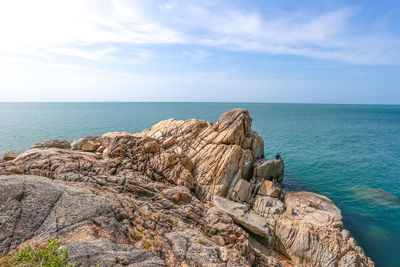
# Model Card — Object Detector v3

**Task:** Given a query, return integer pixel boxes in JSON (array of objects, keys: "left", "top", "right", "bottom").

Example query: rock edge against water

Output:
[{"left": 0, "top": 109, "right": 374, "bottom": 266}]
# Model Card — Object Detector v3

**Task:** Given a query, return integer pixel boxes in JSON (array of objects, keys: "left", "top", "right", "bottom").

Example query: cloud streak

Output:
[
  {"left": 0, "top": 0, "right": 399, "bottom": 66},
  {"left": 0, "top": 0, "right": 183, "bottom": 61}
]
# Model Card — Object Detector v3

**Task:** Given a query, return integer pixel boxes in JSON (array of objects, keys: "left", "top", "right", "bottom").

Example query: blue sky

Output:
[{"left": 0, "top": 0, "right": 399, "bottom": 104}]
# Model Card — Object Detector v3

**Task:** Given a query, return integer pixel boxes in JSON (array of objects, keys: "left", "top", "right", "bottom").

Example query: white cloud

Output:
[
  {"left": 0, "top": 0, "right": 183, "bottom": 60},
  {"left": 0, "top": 0, "right": 399, "bottom": 67}
]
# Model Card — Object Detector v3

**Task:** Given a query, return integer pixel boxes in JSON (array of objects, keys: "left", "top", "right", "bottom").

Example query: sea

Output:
[{"left": 0, "top": 102, "right": 399, "bottom": 266}]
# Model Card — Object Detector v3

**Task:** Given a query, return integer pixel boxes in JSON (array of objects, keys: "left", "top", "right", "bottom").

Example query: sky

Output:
[{"left": 0, "top": 0, "right": 399, "bottom": 104}]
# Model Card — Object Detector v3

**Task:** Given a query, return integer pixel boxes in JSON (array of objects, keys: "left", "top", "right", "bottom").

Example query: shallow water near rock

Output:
[{"left": 0, "top": 102, "right": 399, "bottom": 266}]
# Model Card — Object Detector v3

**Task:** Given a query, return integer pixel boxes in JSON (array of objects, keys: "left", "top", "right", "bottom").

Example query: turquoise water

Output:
[{"left": 0, "top": 102, "right": 399, "bottom": 266}]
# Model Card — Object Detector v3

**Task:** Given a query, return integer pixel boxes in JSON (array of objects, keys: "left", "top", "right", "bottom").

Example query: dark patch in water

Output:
[
  {"left": 282, "top": 172, "right": 312, "bottom": 192},
  {"left": 349, "top": 186, "right": 400, "bottom": 208},
  {"left": 342, "top": 211, "right": 400, "bottom": 267}
]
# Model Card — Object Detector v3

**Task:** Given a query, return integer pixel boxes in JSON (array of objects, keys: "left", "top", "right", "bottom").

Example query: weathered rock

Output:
[
  {"left": 214, "top": 196, "right": 270, "bottom": 237},
  {"left": 140, "top": 109, "right": 264, "bottom": 201},
  {"left": 253, "top": 195, "right": 285, "bottom": 216},
  {"left": 65, "top": 240, "right": 165, "bottom": 267},
  {"left": 258, "top": 180, "right": 281, "bottom": 197},
  {"left": 253, "top": 159, "right": 284, "bottom": 182},
  {"left": 230, "top": 179, "right": 251, "bottom": 202},
  {"left": 0, "top": 109, "right": 374, "bottom": 267},
  {"left": 0, "top": 175, "right": 265, "bottom": 266},
  {"left": 97, "top": 145, "right": 107, "bottom": 153},
  {"left": 162, "top": 137, "right": 176, "bottom": 149},
  {"left": 32, "top": 140, "right": 71, "bottom": 150},
  {"left": 81, "top": 141, "right": 100, "bottom": 152},
  {"left": 213, "top": 108, "right": 252, "bottom": 146},
  {"left": 2, "top": 152, "right": 19, "bottom": 161},
  {"left": 144, "top": 141, "right": 160, "bottom": 153},
  {"left": 284, "top": 191, "right": 343, "bottom": 228}
]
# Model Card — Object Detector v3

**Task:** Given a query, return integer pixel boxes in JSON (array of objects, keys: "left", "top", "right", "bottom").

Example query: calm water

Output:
[{"left": 0, "top": 102, "right": 399, "bottom": 266}]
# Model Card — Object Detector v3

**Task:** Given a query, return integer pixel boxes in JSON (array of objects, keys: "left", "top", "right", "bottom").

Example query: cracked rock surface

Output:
[{"left": 0, "top": 109, "right": 374, "bottom": 266}]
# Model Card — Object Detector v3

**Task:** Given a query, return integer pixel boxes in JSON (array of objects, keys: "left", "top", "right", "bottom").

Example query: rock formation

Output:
[{"left": 0, "top": 109, "right": 374, "bottom": 266}]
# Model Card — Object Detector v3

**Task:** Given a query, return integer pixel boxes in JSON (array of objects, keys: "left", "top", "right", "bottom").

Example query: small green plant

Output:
[
  {"left": 198, "top": 239, "right": 205, "bottom": 246},
  {"left": 0, "top": 239, "right": 78, "bottom": 267},
  {"left": 173, "top": 218, "right": 179, "bottom": 226},
  {"left": 143, "top": 243, "right": 151, "bottom": 250},
  {"left": 135, "top": 231, "right": 142, "bottom": 240}
]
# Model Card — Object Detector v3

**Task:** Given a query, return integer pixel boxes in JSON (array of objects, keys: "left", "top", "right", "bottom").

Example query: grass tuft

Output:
[{"left": 0, "top": 239, "right": 78, "bottom": 267}]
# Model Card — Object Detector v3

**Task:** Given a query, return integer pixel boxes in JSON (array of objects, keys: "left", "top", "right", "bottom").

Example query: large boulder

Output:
[
  {"left": 258, "top": 180, "right": 281, "bottom": 197},
  {"left": 253, "top": 159, "right": 284, "bottom": 182},
  {"left": 214, "top": 191, "right": 374, "bottom": 267}
]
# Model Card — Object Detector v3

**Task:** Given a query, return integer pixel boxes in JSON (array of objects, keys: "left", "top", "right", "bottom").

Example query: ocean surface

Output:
[{"left": 0, "top": 102, "right": 399, "bottom": 266}]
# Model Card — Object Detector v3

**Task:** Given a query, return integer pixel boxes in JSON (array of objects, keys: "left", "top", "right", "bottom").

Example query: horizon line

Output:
[{"left": 0, "top": 101, "right": 399, "bottom": 106}]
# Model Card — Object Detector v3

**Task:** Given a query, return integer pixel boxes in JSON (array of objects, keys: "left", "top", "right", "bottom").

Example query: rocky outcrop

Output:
[
  {"left": 32, "top": 139, "right": 71, "bottom": 150},
  {"left": 2, "top": 152, "right": 19, "bottom": 161},
  {"left": 0, "top": 109, "right": 374, "bottom": 266}
]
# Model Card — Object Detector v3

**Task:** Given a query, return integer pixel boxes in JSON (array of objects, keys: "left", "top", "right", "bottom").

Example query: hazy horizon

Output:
[{"left": 1, "top": 101, "right": 400, "bottom": 106}]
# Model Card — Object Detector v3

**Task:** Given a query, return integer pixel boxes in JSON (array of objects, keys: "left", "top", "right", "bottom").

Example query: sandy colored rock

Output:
[
  {"left": 284, "top": 191, "right": 343, "bottom": 228},
  {"left": 253, "top": 195, "right": 285, "bottom": 215},
  {"left": 96, "top": 145, "right": 106, "bottom": 153},
  {"left": 81, "top": 141, "right": 100, "bottom": 152},
  {"left": 0, "top": 109, "right": 373, "bottom": 267},
  {"left": 258, "top": 180, "right": 281, "bottom": 197},
  {"left": 144, "top": 141, "right": 160, "bottom": 153},
  {"left": 2, "top": 152, "right": 19, "bottom": 161},
  {"left": 162, "top": 137, "right": 176, "bottom": 148},
  {"left": 231, "top": 178, "right": 251, "bottom": 202},
  {"left": 32, "top": 139, "right": 71, "bottom": 150},
  {"left": 214, "top": 196, "right": 270, "bottom": 237},
  {"left": 253, "top": 159, "right": 284, "bottom": 182}
]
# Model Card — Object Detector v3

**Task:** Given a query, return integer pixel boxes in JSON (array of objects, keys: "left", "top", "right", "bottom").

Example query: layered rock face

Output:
[{"left": 0, "top": 109, "right": 374, "bottom": 266}]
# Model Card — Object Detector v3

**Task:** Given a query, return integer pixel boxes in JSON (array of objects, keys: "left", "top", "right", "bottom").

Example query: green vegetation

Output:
[
  {"left": 143, "top": 243, "right": 151, "bottom": 250},
  {"left": 198, "top": 239, "right": 205, "bottom": 245},
  {"left": 135, "top": 231, "right": 143, "bottom": 240},
  {"left": 173, "top": 218, "right": 179, "bottom": 226},
  {"left": 0, "top": 239, "right": 78, "bottom": 267}
]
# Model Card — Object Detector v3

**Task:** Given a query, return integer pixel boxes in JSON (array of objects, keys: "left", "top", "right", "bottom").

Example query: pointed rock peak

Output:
[
  {"left": 215, "top": 108, "right": 252, "bottom": 134},
  {"left": 213, "top": 109, "right": 253, "bottom": 146}
]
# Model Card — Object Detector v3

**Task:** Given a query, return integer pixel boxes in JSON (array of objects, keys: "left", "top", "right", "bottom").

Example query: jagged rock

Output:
[
  {"left": 258, "top": 180, "right": 281, "bottom": 197},
  {"left": 253, "top": 159, "right": 284, "bottom": 182},
  {"left": 213, "top": 108, "right": 252, "bottom": 146},
  {"left": 253, "top": 195, "right": 285, "bottom": 216},
  {"left": 82, "top": 141, "right": 100, "bottom": 152},
  {"left": 2, "top": 152, "right": 19, "bottom": 161},
  {"left": 32, "top": 139, "right": 71, "bottom": 150},
  {"left": 214, "top": 196, "right": 270, "bottom": 237},
  {"left": 0, "top": 109, "right": 374, "bottom": 267},
  {"left": 230, "top": 179, "right": 251, "bottom": 202},
  {"left": 0, "top": 175, "right": 266, "bottom": 266}
]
